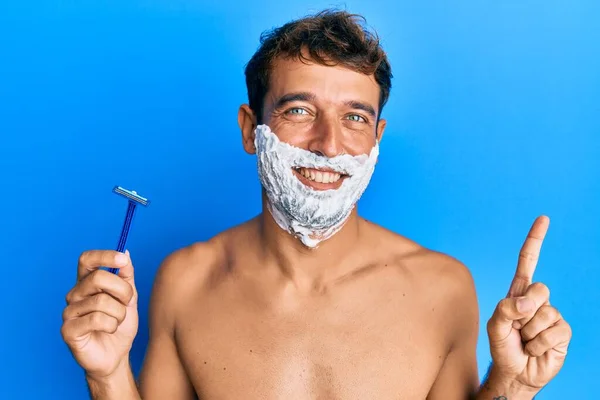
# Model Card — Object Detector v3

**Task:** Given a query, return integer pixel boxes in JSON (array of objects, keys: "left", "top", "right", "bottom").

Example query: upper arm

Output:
[
  {"left": 137, "top": 249, "right": 198, "bottom": 400},
  {"left": 427, "top": 257, "right": 481, "bottom": 400}
]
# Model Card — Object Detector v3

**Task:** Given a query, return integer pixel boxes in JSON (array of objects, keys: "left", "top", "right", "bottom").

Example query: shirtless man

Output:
[{"left": 61, "top": 10, "right": 572, "bottom": 399}]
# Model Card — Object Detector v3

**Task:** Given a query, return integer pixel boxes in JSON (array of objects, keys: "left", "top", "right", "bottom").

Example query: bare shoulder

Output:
[
  {"left": 409, "top": 246, "right": 477, "bottom": 300},
  {"left": 364, "top": 220, "right": 478, "bottom": 309},
  {"left": 148, "top": 220, "right": 255, "bottom": 324},
  {"left": 152, "top": 239, "right": 221, "bottom": 296}
]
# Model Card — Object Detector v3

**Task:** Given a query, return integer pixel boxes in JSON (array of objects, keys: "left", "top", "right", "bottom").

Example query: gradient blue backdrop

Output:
[{"left": 1, "top": 1, "right": 598, "bottom": 398}]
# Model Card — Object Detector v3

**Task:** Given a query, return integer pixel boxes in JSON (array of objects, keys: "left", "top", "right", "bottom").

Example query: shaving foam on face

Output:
[{"left": 254, "top": 124, "right": 379, "bottom": 248}]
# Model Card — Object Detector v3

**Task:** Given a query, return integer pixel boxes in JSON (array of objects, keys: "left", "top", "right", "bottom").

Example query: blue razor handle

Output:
[{"left": 108, "top": 186, "right": 150, "bottom": 274}]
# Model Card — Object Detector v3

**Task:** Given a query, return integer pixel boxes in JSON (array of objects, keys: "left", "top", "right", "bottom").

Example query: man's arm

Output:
[
  {"left": 136, "top": 248, "right": 199, "bottom": 399},
  {"left": 85, "top": 249, "right": 198, "bottom": 399},
  {"left": 425, "top": 256, "right": 540, "bottom": 400},
  {"left": 426, "top": 257, "right": 481, "bottom": 399}
]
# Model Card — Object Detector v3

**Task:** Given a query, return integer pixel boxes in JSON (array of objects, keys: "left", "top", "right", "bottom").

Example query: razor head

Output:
[{"left": 113, "top": 186, "right": 150, "bottom": 206}]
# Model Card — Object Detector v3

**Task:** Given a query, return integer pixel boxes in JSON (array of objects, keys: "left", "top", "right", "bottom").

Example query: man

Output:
[{"left": 61, "top": 9, "right": 572, "bottom": 399}]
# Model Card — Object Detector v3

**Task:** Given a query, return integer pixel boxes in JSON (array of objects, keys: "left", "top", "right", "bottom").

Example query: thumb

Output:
[
  {"left": 487, "top": 296, "right": 535, "bottom": 342},
  {"left": 116, "top": 249, "right": 136, "bottom": 288}
]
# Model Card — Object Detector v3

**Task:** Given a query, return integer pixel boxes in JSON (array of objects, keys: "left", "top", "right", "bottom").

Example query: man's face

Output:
[
  {"left": 260, "top": 56, "right": 386, "bottom": 180},
  {"left": 238, "top": 54, "right": 387, "bottom": 247}
]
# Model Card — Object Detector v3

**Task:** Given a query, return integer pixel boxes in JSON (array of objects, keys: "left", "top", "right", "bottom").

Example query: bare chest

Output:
[{"left": 175, "top": 284, "right": 450, "bottom": 400}]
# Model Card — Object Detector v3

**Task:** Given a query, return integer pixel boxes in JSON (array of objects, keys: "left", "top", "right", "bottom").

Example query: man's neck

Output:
[{"left": 256, "top": 202, "right": 365, "bottom": 293}]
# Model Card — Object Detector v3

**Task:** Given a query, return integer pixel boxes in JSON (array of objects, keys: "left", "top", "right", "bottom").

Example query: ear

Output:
[
  {"left": 375, "top": 118, "right": 386, "bottom": 164},
  {"left": 238, "top": 104, "right": 257, "bottom": 154},
  {"left": 375, "top": 118, "right": 387, "bottom": 143}
]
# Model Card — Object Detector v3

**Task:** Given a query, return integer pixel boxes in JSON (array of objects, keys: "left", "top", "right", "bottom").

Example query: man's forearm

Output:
[{"left": 86, "top": 359, "right": 142, "bottom": 400}]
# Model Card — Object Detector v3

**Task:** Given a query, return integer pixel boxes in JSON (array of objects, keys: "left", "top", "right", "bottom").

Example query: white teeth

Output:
[{"left": 297, "top": 168, "right": 342, "bottom": 183}]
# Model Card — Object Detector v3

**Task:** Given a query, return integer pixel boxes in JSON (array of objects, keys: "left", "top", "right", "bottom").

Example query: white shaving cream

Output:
[{"left": 254, "top": 124, "right": 379, "bottom": 248}]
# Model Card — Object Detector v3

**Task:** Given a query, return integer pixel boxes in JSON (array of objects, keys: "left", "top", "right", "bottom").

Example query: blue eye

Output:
[
  {"left": 287, "top": 108, "right": 308, "bottom": 115},
  {"left": 347, "top": 114, "right": 366, "bottom": 122}
]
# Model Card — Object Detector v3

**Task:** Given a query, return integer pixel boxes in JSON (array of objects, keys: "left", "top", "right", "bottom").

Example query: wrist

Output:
[
  {"left": 86, "top": 357, "right": 130, "bottom": 384},
  {"left": 478, "top": 367, "right": 539, "bottom": 400},
  {"left": 86, "top": 358, "right": 140, "bottom": 400}
]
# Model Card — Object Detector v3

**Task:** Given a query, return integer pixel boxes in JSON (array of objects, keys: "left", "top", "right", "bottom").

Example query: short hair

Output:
[{"left": 244, "top": 9, "right": 393, "bottom": 124}]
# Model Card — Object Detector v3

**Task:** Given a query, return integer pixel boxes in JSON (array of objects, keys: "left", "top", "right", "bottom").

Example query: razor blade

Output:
[{"left": 113, "top": 186, "right": 150, "bottom": 207}]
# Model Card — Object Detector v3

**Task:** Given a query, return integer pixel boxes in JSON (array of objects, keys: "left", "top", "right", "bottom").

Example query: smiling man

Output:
[{"left": 61, "top": 9, "right": 571, "bottom": 399}]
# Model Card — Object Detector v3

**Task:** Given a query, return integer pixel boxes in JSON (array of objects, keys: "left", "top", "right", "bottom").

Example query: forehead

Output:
[{"left": 267, "top": 56, "right": 381, "bottom": 109}]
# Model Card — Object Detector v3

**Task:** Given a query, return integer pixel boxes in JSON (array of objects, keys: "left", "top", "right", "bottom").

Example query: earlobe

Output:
[{"left": 248, "top": 131, "right": 257, "bottom": 154}]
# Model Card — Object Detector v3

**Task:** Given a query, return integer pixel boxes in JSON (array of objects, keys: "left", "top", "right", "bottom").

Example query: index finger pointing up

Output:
[{"left": 507, "top": 215, "right": 550, "bottom": 298}]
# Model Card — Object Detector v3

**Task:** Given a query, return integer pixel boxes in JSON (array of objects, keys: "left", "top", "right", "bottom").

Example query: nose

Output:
[{"left": 307, "top": 117, "right": 345, "bottom": 158}]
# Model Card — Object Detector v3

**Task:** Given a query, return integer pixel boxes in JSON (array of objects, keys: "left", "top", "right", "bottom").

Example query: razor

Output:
[{"left": 107, "top": 186, "right": 150, "bottom": 274}]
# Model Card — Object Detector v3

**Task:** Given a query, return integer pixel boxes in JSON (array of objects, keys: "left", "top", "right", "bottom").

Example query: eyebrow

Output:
[
  {"left": 273, "top": 91, "right": 377, "bottom": 118},
  {"left": 273, "top": 91, "right": 316, "bottom": 110},
  {"left": 344, "top": 100, "right": 377, "bottom": 118}
]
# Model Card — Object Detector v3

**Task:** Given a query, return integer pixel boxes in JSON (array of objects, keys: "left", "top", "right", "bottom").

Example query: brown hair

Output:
[{"left": 244, "top": 9, "right": 393, "bottom": 124}]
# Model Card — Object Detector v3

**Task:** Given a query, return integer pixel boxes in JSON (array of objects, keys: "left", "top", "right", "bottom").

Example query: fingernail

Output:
[
  {"left": 115, "top": 252, "right": 128, "bottom": 266},
  {"left": 517, "top": 297, "right": 534, "bottom": 313}
]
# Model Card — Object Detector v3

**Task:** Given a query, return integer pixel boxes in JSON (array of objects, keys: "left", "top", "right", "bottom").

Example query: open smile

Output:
[{"left": 292, "top": 167, "right": 349, "bottom": 190}]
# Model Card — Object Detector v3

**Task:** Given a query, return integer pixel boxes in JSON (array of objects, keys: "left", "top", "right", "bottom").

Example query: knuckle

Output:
[
  {"left": 531, "top": 282, "right": 550, "bottom": 295},
  {"left": 508, "top": 275, "right": 530, "bottom": 294},
  {"left": 519, "top": 251, "right": 538, "bottom": 263},
  {"left": 108, "top": 316, "right": 119, "bottom": 333},
  {"left": 511, "top": 274, "right": 529, "bottom": 284},
  {"left": 559, "top": 319, "right": 572, "bottom": 336},
  {"left": 113, "top": 281, "right": 133, "bottom": 305},
  {"left": 525, "top": 341, "right": 540, "bottom": 357},
  {"left": 78, "top": 251, "right": 89, "bottom": 266},
  {"left": 539, "top": 329, "right": 553, "bottom": 345},
  {"left": 90, "top": 311, "right": 117, "bottom": 332},
  {"left": 65, "top": 285, "right": 81, "bottom": 304},
  {"left": 89, "top": 269, "right": 107, "bottom": 285},
  {"left": 78, "top": 250, "right": 100, "bottom": 268},
  {"left": 89, "top": 312, "right": 105, "bottom": 327},
  {"left": 124, "top": 283, "right": 134, "bottom": 302},
  {"left": 530, "top": 281, "right": 545, "bottom": 290},
  {"left": 60, "top": 322, "right": 73, "bottom": 342},
  {"left": 93, "top": 293, "right": 108, "bottom": 309},
  {"left": 89, "top": 269, "right": 101, "bottom": 281},
  {"left": 62, "top": 305, "right": 72, "bottom": 321},
  {"left": 497, "top": 298, "right": 513, "bottom": 315},
  {"left": 538, "top": 305, "right": 555, "bottom": 321},
  {"left": 486, "top": 317, "right": 495, "bottom": 333},
  {"left": 520, "top": 327, "right": 534, "bottom": 341},
  {"left": 60, "top": 324, "right": 68, "bottom": 341}
]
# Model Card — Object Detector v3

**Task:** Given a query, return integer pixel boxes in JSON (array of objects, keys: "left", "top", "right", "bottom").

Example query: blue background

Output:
[{"left": 1, "top": 1, "right": 598, "bottom": 398}]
